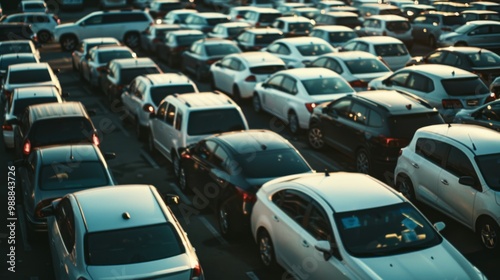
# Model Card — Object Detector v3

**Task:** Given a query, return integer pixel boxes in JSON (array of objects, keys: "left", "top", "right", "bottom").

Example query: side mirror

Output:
[
  {"left": 433, "top": 221, "right": 446, "bottom": 232},
  {"left": 36, "top": 197, "right": 62, "bottom": 218},
  {"left": 164, "top": 194, "right": 180, "bottom": 205},
  {"left": 458, "top": 176, "right": 475, "bottom": 187},
  {"left": 314, "top": 240, "right": 342, "bottom": 261},
  {"left": 104, "top": 152, "right": 116, "bottom": 160}
]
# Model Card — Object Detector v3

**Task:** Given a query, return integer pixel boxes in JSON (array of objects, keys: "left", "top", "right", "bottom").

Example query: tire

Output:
[
  {"left": 356, "top": 148, "right": 371, "bottom": 174},
  {"left": 232, "top": 85, "right": 242, "bottom": 103},
  {"left": 253, "top": 94, "right": 262, "bottom": 113},
  {"left": 38, "top": 30, "right": 51, "bottom": 44},
  {"left": 172, "top": 153, "right": 180, "bottom": 178},
  {"left": 60, "top": 34, "right": 77, "bottom": 51},
  {"left": 178, "top": 166, "right": 192, "bottom": 194},
  {"left": 288, "top": 112, "right": 300, "bottom": 135},
  {"left": 195, "top": 67, "right": 204, "bottom": 82},
  {"left": 124, "top": 32, "right": 140, "bottom": 49},
  {"left": 477, "top": 217, "right": 499, "bottom": 250},
  {"left": 217, "top": 201, "right": 240, "bottom": 239},
  {"left": 257, "top": 229, "right": 277, "bottom": 268},
  {"left": 308, "top": 125, "right": 324, "bottom": 150},
  {"left": 396, "top": 175, "right": 416, "bottom": 202},
  {"left": 428, "top": 35, "right": 436, "bottom": 48}
]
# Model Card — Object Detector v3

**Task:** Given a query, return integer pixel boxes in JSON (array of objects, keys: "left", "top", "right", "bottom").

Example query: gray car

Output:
[
  {"left": 453, "top": 99, "right": 500, "bottom": 132},
  {"left": 438, "top": 20, "right": 500, "bottom": 49}
]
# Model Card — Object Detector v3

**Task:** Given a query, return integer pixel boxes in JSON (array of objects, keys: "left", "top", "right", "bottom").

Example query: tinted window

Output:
[
  {"left": 55, "top": 198, "right": 75, "bottom": 253},
  {"left": 259, "top": 13, "right": 281, "bottom": 23},
  {"left": 345, "top": 58, "right": 390, "bottom": 74},
  {"left": 374, "top": 44, "right": 408, "bottom": 56},
  {"left": 40, "top": 161, "right": 109, "bottom": 190},
  {"left": 176, "top": 34, "right": 205, "bottom": 46},
  {"left": 0, "top": 56, "right": 37, "bottom": 71},
  {"left": 9, "top": 69, "right": 51, "bottom": 84},
  {"left": 250, "top": 65, "right": 286, "bottom": 74},
  {"left": 302, "top": 77, "right": 354, "bottom": 95},
  {"left": 0, "top": 43, "right": 32, "bottom": 55},
  {"left": 205, "top": 44, "right": 240, "bottom": 56},
  {"left": 386, "top": 21, "right": 411, "bottom": 31},
  {"left": 119, "top": 67, "right": 161, "bottom": 85},
  {"left": 150, "top": 85, "right": 196, "bottom": 106},
  {"left": 13, "top": 97, "right": 58, "bottom": 116},
  {"left": 476, "top": 153, "right": 500, "bottom": 191},
  {"left": 467, "top": 52, "right": 500, "bottom": 67},
  {"left": 415, "top": 138, "right": 448, "bottom": 166},
  {"left": 445, "top": 146, "right": 477, "bottom": 180},
  {"left": 289, "top": 22, "right": 313, "bottom": 31},
  {"left": 98, "top": 50, "right": 133, "bottom": 64},
  {"left": 206, "top": 18, "right": 230, "bottom": 26},
  {"left": 296, "top": 43, "right": 334, "bottom": 56},
  {"left": 441, "top": 77, "right": 489, "bottom": 96},
  {"left": 305, "top": 201, "right": 333, "bottom": 241},
  {"left": 442, "top": 16, "right": 466, "bottom": 26},
  {"left": 187, "top": 109, "right": 246, "bottom": 135},
  {"left": 235, "top": 148, "right": 311, "bottom": 178},
  {"left": 86, "top": 223, "right": 185, "bottom": 265},
  {"left": 388, "top": 113, "right": 444, "bottom": 138},
  {"left": 272, "top": 190, "right": 310, "bottom": 224},
  {"left": 30, "top": 117, "right": 94, "bottom": 147},
  {"left": 254, "top": 33, "right": 284, "bottom": 44}
]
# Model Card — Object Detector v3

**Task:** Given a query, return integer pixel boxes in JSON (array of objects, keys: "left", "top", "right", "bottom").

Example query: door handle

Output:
[
  {"left": 411, "top": 162, "right": 419, "bottom": 169},
  {"left": 273, "top": 215, "right": 279, "bottom": 222},
  {"left": 440, "top": 179, "right": 449, "bottom": 185},
  {"left": 302, "top": 240, "right": 309, "bottom": 248}
]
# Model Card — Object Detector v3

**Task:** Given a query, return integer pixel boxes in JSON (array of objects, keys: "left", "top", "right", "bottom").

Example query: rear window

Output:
[
  {"left": 176, "top": 34, "right": 205, "bottom": 46},
  {"left": 374, "top": 43, "right": 408, "bottom": 56},
  {"left": 289, "top": 22, "right": 313, "bottom": 31},
  {"left": 98, "top": 50, "right": 134, "bottom": 64},
  {"left": 150, "top": 85, "right": 196, "bottom": 106},
  {"left": 302, "top": 77, "right": 354, "bottom": 95},
  {"left": 39, "top": 161, "right": 109, "bottom": 190},
  {"left": 236, "top": 149, "right": 311, "bottom": 178},
  {"left": 380, "top": 9, "right": 404, "bottom": 16},
  {"left": 9, "top": 69, "right": 51, "bottom": 84},
  {"left": 13, "top": 97, "right": 58, "bottom": 116},
  {"left": 467, "top": 52, "right": 500, "bottom": 67},
  {"left": 388, "top": 112, "right": 444, "bottom": 138},
  {"left": 86, "top": 223, "right": 185, "bottom": 265},
  {"left": 441, "top": 77, "right": 490, "bottom": 96},
  {"left": 345, "top": 58, "right": 390, "bottom": 74},
  {"left": 386, "top": 21, "right": 411, "bottom": 31},
  {"left": 159, "top": 3, "right": 182, "bottom": 10},
  {"left": 259, "top": 13, "right": 281, "bottom": 23},
  {"left": 250, "top": 65, "right": 286, "bottom": 74},
  {"left": 296, "top": 43, "right": 334, "bottom": 56},
  {"left": 227, "top": 26, "right": 247, "bottom": 36},
  {"left": 0, "top": 43, "right": 32, "bottom": 55},
  {"left": 206, "top": 18, "right": 230, "bottom": 26},
  {"left": 119, "top": 67, "right": 161, "bottom": 85},
  {"left": 336, "top": 17, "right": 360, "bottom": 26},
  {"left": 0, "top": 56, "right": 37, "bottom": 71},
  {"left": 254, "top": 33, "right": 284, "bottom": 44},
  {"left": 187, "top": 108, "right": 246, "bottom": 136},
  {"left": 205, "top": 44, "right": 240, "bottom": 56},
  {"left": 442, "top": 16, "right": 465, "bottom": 26},
  {"left": 30, "top": 117, "right": 94, "bottom": 147}
]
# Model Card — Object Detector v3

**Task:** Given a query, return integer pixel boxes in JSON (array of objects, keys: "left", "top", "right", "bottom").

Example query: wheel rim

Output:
[
  {"left": 62, "top": 37, "right": 76, "bottom": 50},
  {"left": 259, "top": 234, "right": 273, "bottom": 266},
  {"left": 356, "top": 151, "right": 369, "bottom": 174},
  {"left": 253, "top": 95, "right": 261, "bottom": 112},
  {"left": 398, "top": 178, "right": 413, "bottom": 200},
  {"left": 179, "top": 167, "right": 187, "bottom": 191},
  {"left": 480, "top": 222, "right": 497, "bottom": 249},
  {"left": 219, "top": 206, "right": 229, "bottom": 234},
  {"left": 289, "top": 113, "right": 298, "bottom": 134},
  {"left": 308, "top": 127, "right": 324, "bottom": 149}
]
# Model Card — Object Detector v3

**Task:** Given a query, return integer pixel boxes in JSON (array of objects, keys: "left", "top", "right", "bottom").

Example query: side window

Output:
[
  {"left": 389, "top": 72, "right": 410, "bottom": 86},
  {"left": 128, "top": 79, "right": 137, "bottom": 94},
  {"left": 26, "top": 151, "right": 36, "bottom": 183},
  {"left": 355, "top": 42, "right": 369, "bottom": 52},
  {"left": 135, "top": 81, "right": 146, "bottom": 99},
  {"left": 277, "top": 44, "right": 291, "bottom": 55},
  {"left": 324, "top": 58, "right": 342, "bottom": 74},
  {"left": 55, "top": 198, "right": 75, "bottom": 253},
  {"left": 83, "top": 15, "right": 103, "bottom": 25},
  {"left": 407, "top": 73, "right": 433, "bottom": 93},
  {"left": 157, "top": 102, "right": 169, "bottom": 120},
  {"left": 426, "top": 51, "right": 447, "bottom": 64},
  {"left": 481, "top": 103, "right": 500, "bottom": 121},
  {"left": 443, "top": 52, "right": 461, "bottom": 66},
  {"left": 368, "top": 109, "right": 383, "bottom": 127},
  {"left": 221, "top": 58, "right": 232, "bottom": 68},
  {"left": 210, "top": 146, "right": 229, "bottom": 169},
  {"left": 281, "top": 76, "right": 297, "bottom": 95},
  {"left": 349, "top": 102, "right": 368, "bottom": 124},
  {"left": 330, "top": 99, "right": 352, "bottom": 118},
  {"left": 469, "top": 25, "right": 489, "bottom": 36},
  {"left": 267, "top": 75, "right": 285, "bottom": 89},
  {"left": 197, "top": 140, "right": 217, "bottom": 159},
  {"left": 229, "top": 59, "right": 242, "bottom": 71},
  {"left": 305, "top": 201, "right": 333, "bottom": 241},
  {"left": 165, "top": 104, "right": 176, "bottom": 126},
  {"left": 267, "top": 43, "right": 281, "bottom": 53},
  {"left": 272, "top": 190, "right": 310, "bottom": 225},
  {"left": 312, "top": 57, "right": 327, "bottom": 67},
  {"left": 175, "top": 111, "right": 182, "bottom": 131},
  {"left": 415, "top": 138, "right": 449, "bottom": 166},
  {"left": 445, "top": 147, "right": 478, "bottom": 184},
  {"left": 343, "top": 42, "right": 356, "bottom": 51}
]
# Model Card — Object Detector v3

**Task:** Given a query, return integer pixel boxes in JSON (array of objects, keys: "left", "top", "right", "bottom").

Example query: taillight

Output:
[
  {"left": 92, "top": 133, "right": 100, "bottom": 146},
  {"left": 305, "top": 102, "right": 317, "bottom": 113},
  {"left": 376, "top": 135, "right": 407, "bottom": 147},
  {"left": 97, "top": 66, "right": 107, "bottom": 73},
  {"left": 23, "top": 140, "right": 31, "bottom": 155},
  {"left": 252, "top": 46, "right": 262, "bottom": 51},
  {"left": 236, "top": 15, "right": 243, "bottom": 20},
  {"left": 442, "top": 99, "right": 463, "bottom": 109},
  {"left": 236, "top": 187, "right": 256, "bottom": 203},
  {"left": 172, "top": 46, "right": 185, "bottom": 52},
  {"left": 244, "top": 75, "right": 256, "bottom": 82},
  {"left": 485, "top": 93, "right": 496, "bottom": 103},
  {"left": 349, "top": 80, "right": 368, "bottom": 88},
  {"left": 191, "top": 262, "right": 202, "bottom": 280},
  {"left": 206, "top": 59, "right": 217, "bottom": 65},
  {"left": 255, "top": 22, "right": 260, "bottom": 27},
  {"left": 143, "top": 103, "right": 154, "bottom": 113},
  {"left": 2, "top": 123, "right": 13, "bottom": 131}
]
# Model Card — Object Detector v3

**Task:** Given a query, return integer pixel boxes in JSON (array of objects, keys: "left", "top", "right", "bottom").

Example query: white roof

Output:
[
  {"left": 276, "top": 16, "right": 313, "bottom": 23},
  {"left": 279, "top": 67, "right": 342, "bottom": 80},
  {"left": 234, "top": 51, "right": 285, "bottom": 66},
  {"left": 313, "top": 25, "right": 354, "bottom": 32},
  {"left": 405, "top": 64, "right": 477, "bottom": 79},
  {"left": 9, "top": 62, "right": 49, "bottom": 71},
  {"left": 369, "top": 15, "right": 409, "bottom": 21},
  {"left": 274, "top": 36, "right": 331, "bottom": 46},
  {"left": 353, "top": 36, "right": 404, "bottom": 44},
  {"left": 81, "top": 37, "right": 119, "bottom": 44},
  {"left": 324, "top": 50, "right": 380, "bottom": 60}
]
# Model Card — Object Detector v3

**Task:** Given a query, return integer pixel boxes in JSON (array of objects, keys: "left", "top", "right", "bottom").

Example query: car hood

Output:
[{"left": 87, "top": 254, "right": 194, "bottom": 279}]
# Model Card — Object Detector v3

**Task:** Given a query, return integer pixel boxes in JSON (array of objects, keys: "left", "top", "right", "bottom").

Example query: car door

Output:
[
  {"left": 272, "top": 75, "right": 298, "bottom": 122},
  {"left": 183, "top": 41, "right": 200, "bottom": 73},
  {"left": 260, "top": 74, "right": 285, "bottom": 115},
  {"left": 212, "top": 57, "right": 231, "bottom": 92},
  {"left": 120, "top": 78, "right": 137, "bottom": 116},
  {"left": 79, "top": 14, "right": 106, "bottom": 40},
  {"left": 163, "top": 103, "right": 180, "bottom": 161},
  {"left": 341, "top": 101, "right": 370, "bottom": 155},
  {"left": 225, "top": 58, "right": 244, "bottom": 94},
  {"left": 188, "top": 140, "right": 218, "bottom": 206},
  {"left": 411, "top": 15, "right": 432, "bottom": 41},
  {"left": 320, "top": 98, "right": 352, "bottom": 152}
]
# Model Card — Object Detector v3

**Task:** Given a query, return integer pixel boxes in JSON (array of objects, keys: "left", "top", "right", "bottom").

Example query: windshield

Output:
[
  {"left": 296, "top": 43, "right": 334, "bottom": 56},
  {"left": 86, "top": 223, "right": 185, "bottom": 265},
  {"left": 39, "top": 161, "right": 109, "bottom": 190},
  {"left": 388, "top": 112, "right": 444, "bottom": 139},
  {"left": 454, "top": 23, "right": 476, "bottom": 34},
  {"left": 13, "top": 97, "right": 58, "bottom": 116},
  {"left": 476, "top": 153, "right": 500, "bottom": 191},
  {"left": 386, "top": 21, "right": 411, "bottom": 31},
  {"left": 335, "top": 202, "right": 442, "bottom": 257},
  {"left": 98, "top": 50, "right": 133, "bottom": 64},
  {"left": 119, "top": 67, "right": 161, "bottom": 85},
  {"left": 302, "top": 77, "right": 354, "bottom": 95},
  {"left": 289, "top": 22, "right": 313, "bottom": 32},
  {"left": 31, "top": 117, "right": 94, "bottom": 147},
  {"left": 0, "top": 44, "right": 32, "bottom": 55},
  {"left": 441, "top": 77, "right": 489, "bottom": 96},
  {"left": 345, "top": 58, "right": 390, "bottom": 74},
  {"left": 235, "top": 149, "right": 311, "bottom": 178},
  {"left": 9, "top": 69, "right": 51, "bottom": 84},
  {"left": 187, "top": 108, "right": 246, "bottom": 136},
  {"left": 150, "top": 85, "right": 196, "bottom": 106},
  {"left": 374, "top": 43, "right": 408, "bottom": 57}
]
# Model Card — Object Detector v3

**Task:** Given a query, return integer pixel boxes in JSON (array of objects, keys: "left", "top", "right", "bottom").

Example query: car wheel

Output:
[
  {"left": 477, "top": 217, "right": 499, "bottom": 250},
  {"left": 396, "top": 175, "right": 416, "bottom": 202},
  {"left": 124, "top": 32, "right": 140, "bottom": 49},
  {"left": 38, "top": 30, "right": 51, "bottom": 44},
  {"left": 60, "top": 34, "right": 77, "bottom": 51},
  {"left": 288, "top": 112, "right": 300, "bottom": 135},
  {"left": 356, "top": 148, "right": 370, "bottom": 174},
  {"left": 217, "top": 201, "right": 239, "bottom": 239},
  {"left": 428, "top": 35, "right": 436, "bottom": 48},
  {"left": 172, "top": 153, "right": 180, "bottom": 178},
  {"left": 253, "top": 94, "right": 262, "bottom": 113},
  {"left": 308, "top": 125, "right": 324, "bottom": 150},
  {"left": 178, "top": 166, "right": 192, "bottom": 194},
  {"left": 232, "top": 85, "right": 242, "bottom": 103},
  {"left": 257, "top": 229, "right": 277, "bottom": 268},
  {"left": 147, "top": 131, "right": 156, "bottom": 153}
]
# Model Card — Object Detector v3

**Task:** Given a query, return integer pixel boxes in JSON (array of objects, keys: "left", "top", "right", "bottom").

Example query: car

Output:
[
  {"left": 453, "top": 99, "right": 500, "bottom": 132},
  {"left": 0, "top": 12, "right": 60, "bottom": 43},
  {"left": 307, "top": 90, "right": 444, "bottom": 174},
  {"left": 358, "top": 3, "right": 404, "bottom": 20},
  {"left": 182, "top": 38, "right": 241, "bottom": 81},
  {"left": 147, "top": 92, "right": 250, "bottom": 177},
  {"left": 276, "top": 3, "right": 308, "bottom": 16},
  {"left": 181, "top": 12, "right": 231, "bottom": 33},
  {"left": 0, "top": 53, "right": 39, "bottom": 81},
  {"left": 11, "top": 101, "right": 100, "bottom": 159},
  {"left": 162, "top": 8, "right": 198, "bottom": 24},
  {"left": 179, "top": 129, "right": 313, "bottom": 237},
  {"left": 71, "top": 37, "right": 120, "bottom": 73},
  {"left": 121, "top": 73, "right": 199, "bottom": 139},
  {"left": 226, "top": 6, "right": 256, "bottom": 22},
  {"left": 59, "top": 0, "right": 84, "bottom": 10},
  {"left": 207, "top": 22, "right": 251, "bottom": 39},
  {"left": 99, "top": 0, "right": 127, "bottom": 9},
  {"left": 438, "top": 20, "right": 500, "bottom": 50},
  {"left": 148, "top": 0, "right": 184, "bottom": 19},
  {"left": 0, "top": 40, "right": 40, "bottom": 60},
  {"left": 341, "top": 36, "right": 411, "bottom": 71},
  {"left": 291, "top": 7, "right": 320, "bottom": 20},
  {"left": 18, "top": 0, "right": 48, "bottom": 13},
  {"left": 2, "top": 86, "right": 63, "bottom": 149},
  {"left": 157, "top": 29, "right": 205, "bottom": 67},
  {"left": 41, "top": 184, "right": 203, "bottom": 279},
  {"left": 461, "top": 10, "right": 500, "bottom": 22},
  {"left": 253, "top": 67, "right": 355, "bottom": 134},
  {"left": 54, "top": 9, "right": 153, "bottom": 51},
  {"left": 309, "top": 51, "right": 392, "bottom": 91},
  {"left": 471, "top": 1, "right": 500, "bottom": 13},
  {"left": 313, "top": 11, "right": 362, "bottom": 29},
  {"left": 309, "top": 25, "right": 358, "bottom": 48},
  {"left": 139, "top": 23, "right": 181, "bottom": 53},
  {"left": 80, "top": 45, "right": 136, "bottom": 89},
  {"left": 406, "top": 46, "right": 500, "bottom": 86},
  {"left": 385, "top": 0, "right": 414, "bottom": 9},
  {"left": 234, "top": 27, "right": 284, "bottom": 52},
  {"left": 241, "top": 7, "right": 282, "bottom": 28},
  {"left": 16, "top": 143, "right": 116, "bottom": 239},
  {"left": 251, "top": 172, "right": 486, "bottom": 279},
  {"left": 368, "top": 64, "right": 496, "bottom": 122},
  {"left": 210, "top": 51, "right": 286, "bottom": 102},
  {"left": 401, "top": 4, "right": 437, "bottom": 22},
  {"left": 263, "top": 36, "right": 336, "bottom": 69},
  {"left": 434, "top": 1, "right": 473, "bottom": 14},
  {"left": 411, "top": 11, "right": 466, "bottom": 48},
  {"left": 101, "top": 57, "right": 162, "bottom": 103},
  {"left": 316, "top": 0, "right": 346, "bottom": 12},
  {"left": 394, "top": 124, "right": 500, "bottom": 251},
  {"left": 271, "top": 16, "right": 314, "bottom": 37},
  {"left": 0, "top": 23, "right": 38, "bottom": 45},
  {"left": 1, "top": 62, "right": 61, "bottom": 102},
  {"left": 355, "top": 15, "right": 413, "bottom": 49}
]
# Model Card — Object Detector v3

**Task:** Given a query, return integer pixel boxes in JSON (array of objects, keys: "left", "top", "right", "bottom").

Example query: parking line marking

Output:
[
  {"left": 308, "top": 152, "right": 341, "bottom": 171},
  {"left": 168, "top": 183, "right": 192, "bottom": 206},
  {"left": 92, "top": 100, "right": 131, "bottom": 137},
  {"left": 198, "top": 216, "right": 229, "bottom": 246},
  {"left": 17, "top": 206, "right": 31, "bottom": 252},
  {"left": 141, "top": 150, "right": 160, "bottom": 169},
  {"left": 246, "top": 271, "right": 260, "bottom": 280}
]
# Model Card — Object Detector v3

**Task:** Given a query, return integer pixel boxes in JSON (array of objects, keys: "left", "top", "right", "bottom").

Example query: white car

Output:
[
  {"left": 341, "top": 36, "right": 411, "bottom": 71},
  {"left": 2, "top": 62, "right": 61, "bottom": 101},
  {"left": 309, "top": 51, "right": 392, "bottom": 91},
  {"left": 71, "top": 37, "right": 120, "bottom": 73},
  {"left": 0, "top": 40, "right": 40, "bottom": 60},
  {"left": 0, "top": 53, "right": 39, "bottom": 81},
  {"left": 355, "top": 15, "right": 413, "bottom": 49},
  {"left": 263, "top": 36, "right": 336, "bottom": 68},
  {"left": 208, "top": 22, "right": 251, "bottom": 39},
  {"left": 252, "top": 67, "right": 355, "bottom": 134},
  {"left": 0, "top": 12, "right": 60, "bottom": 43},
  {"left": 210, "top": 51, "right": 286, "bottom": 102},
  {"left": 251, "top": 172, "right": 487, "bottom": 280},
  {"left": 395, "top": 124, "right": 500, "bottom": 251},
  {"left": 309, "top": 25, "right": 358, "bottom": 48},
  {"left": 42, "top": 185, "right": 204, "bottom": 279},
  {"left": 162, "top": 8, "right": 198, "bottom": 24}
]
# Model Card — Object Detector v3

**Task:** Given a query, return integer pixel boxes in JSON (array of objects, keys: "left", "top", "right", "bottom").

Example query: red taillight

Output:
[
  {"left": 376, "top": 135, "right": 407, "bottom": 147},
  {"left": 191, "top": 263, "right": 202, "bottom": 280},
  {"left": 2, "top": 123, "right": 13, "bottom": 131},
  {"left": 398, "top": 149, "right": 403, "bottom": 157},
  {"left": 441, "top": 27, "right": 452, "bottom": 32},
  {"left": 92, "top": 133, "right": 100, "bottom": 146},
  {"left": 305, "top": 102, "right": 317, "bottom": 113},
  {"left": 442, "top": 99, "right": 463, "bottom": 109},
  {"left": 485, "top": 93, "right": 496, "bottom": 103},
  {"left": 181, "top": 152, "right": 191, "bottom": 159},
  {"left": 244, "top": 75, "right": 256, "bottom": 82},
  {"left": 349, "top": 80, "right": 368, "bottom": 88},
  {"left": 236, "top": 187, "right": 256, "bottom": 203},
  {"left": 143, "top": 103, "right": 154, "bottom": 113},
  {"left": 23, "top": 140, "right": 31, "bottom": 155},
  {"left": 206, "top": 59, "right": 217, "bottom": 65},
  {"left": 97, "top": 66, "right": 107, "bottom": 73},
  {"left": 236, "top": 15, "right": 243, "bottom": 19}
]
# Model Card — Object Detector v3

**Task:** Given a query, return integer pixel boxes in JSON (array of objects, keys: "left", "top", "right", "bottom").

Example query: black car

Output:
[
  {"left": 0, "top": 23, "right": 38, "bottom": 46},
  {"left": 178, "top": 129, "right": 313, "bottom": 238},
  {"left": 307, "top": 90, "right": 445, "bottom": 175}
]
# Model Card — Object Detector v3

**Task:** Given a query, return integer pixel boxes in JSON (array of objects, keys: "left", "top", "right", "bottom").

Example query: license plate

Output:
[{"left": 467, "top": 99, "right": 479, "bottom": 106}]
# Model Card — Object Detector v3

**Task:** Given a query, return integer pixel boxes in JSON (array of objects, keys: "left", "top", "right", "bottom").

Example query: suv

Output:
[
  {"left": 307, "top": 90, "right": 444, "bottom": 175},
  {"left": 54, "top": 10, "right": 153, "bottom": 51},
  {"left": 0, "top": 12, "right": 60, "bottom": 43},
  {"left": 121, "top": 73, "right": 199, "bottom": 139},
  {"left": 12, "top": 102, "right": 99, "bottom": 159},
  {"left": 241, "top": 7, "right": 282, "bottom": 28},
  {"left": 71, "top": 37, "right": 120, "bottom": 73},
  {"left": 355, "top": 15, "right": 413, "bottom": 49},
  {"left": 149, "top": 0, "right": 184, "bottom": 19},
  {"left": 147, "top": 92, "right": 249, "bottom": 177},
  {"left": 395, "top": 124, "right": 500, "bottom": 251}
]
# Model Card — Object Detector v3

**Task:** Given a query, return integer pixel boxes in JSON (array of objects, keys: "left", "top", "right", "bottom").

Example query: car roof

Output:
[
  {"left": 278, "top": 67, "right": 342, "bottom": 80},
  {"left": 9, "top": 62, "right": 49, "bottom": 71},
  {"left": 247, "top": 7, "right": 281, "bottom": 13},
  {"left": 169, "top": 29, "right": 204, "bottom": 35},
  {"left": 14, "top": 86, "right": 59, "bottom": 97},
  {"left": 369, "top": 15, "right": 408, "bottom": 21},
  {"left": 153, "top": 24, "right": 181, "bottom": 29},
  {"left": 194, "top": 12, "right": 229, "bottom": 19},
  {"left": 360, "top": 3, "right": 400, "bottom": 9},
  {"left": 169, "top": 9, "right": 198, "bottom": 14},
  {"left": 29, "top": 101, "right": 88, "bottom": 121},
  {"left": 141, "top": 73, "right": 193, "bottom": 85},
  {"left": 276, "top": 16, "right": 312, "bottom": 22},
  {"left": 263, "top": 172, "right": 404, "bottom": 212},
  {"left": 72, "top": 185, "right": 168, "bottom": 232},
  {"left": 112, "top": 57, "right": 157, "bottom": 68},
  {"left": 436, "top": 46, "right": 493, "bottom": 54},
  {"left": 274, "top": 36, "right": 330, "bottom": 45},
  {"left": 404, "top": 64, "right": 477, "bottom": 79},
  {"left": 210, "top": 130, "right": 293, "bottom": 154},
  {"left": 90, "top": 45, "right": 131, "bottom": 53},
  {"left": 215, "top": 22, "right": 251, "bottom": 28},
  {"left": 37, "top": 144, "right": 101, "bottom": 165},
  {"left": 403, "top": 4, "right": 435, "bottom": 9},
  {"left": 0, "top": 40, "right": 33, "bottom": 45},
  {"left": 467, "top": 20, "right": 500, "bottom": 25},
  {"left": 0, "top": 53, "right": 37, "bottom": 60},
  {"left": 313, "top": 25, "right": 354, "bottom": 32},
  {"left": 82, "top": 37, "right": 120, "bottom": 44},
  {"left": 325, "top": 11, "right": 358, "bottom": 17},
  {"left": 230, "top": 51, "right": 285, "bottom": 65},
  {"left": 461, "top": 10, "right": 499, "bottom": 14},
  {"left": 167, "top": 92, "right": 237, "bottom": 109},
  {"left": 351, "top": 36, "right": 404, "bottom": 44},
  {"left": 354, "top": 90, "right": 438, "bottom": 114},
  {"left": 417, "top": 124, "right": 500, "bottom": 156},
  {"left": 195, "top": 38, "right": 236, "bottom": 45},
  {"left": 245, "top": 27, "right": 282, "bottom": 34},
  {"left": 322, "top": 50, "right": 379, "bottom": 60}
]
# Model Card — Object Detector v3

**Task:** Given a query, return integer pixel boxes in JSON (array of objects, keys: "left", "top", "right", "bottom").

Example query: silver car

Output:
[
  {"left": 453, "top": 99, "right": 500, "bottom": 132},
  {"left": 438, "top": 20, "right": 500, "bottom": 49}
]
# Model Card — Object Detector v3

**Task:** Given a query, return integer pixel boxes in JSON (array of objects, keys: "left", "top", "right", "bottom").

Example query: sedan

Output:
[
  {"left": 453, "top": 99, "right": 500, "bottom": 131},
  {"left": 41, "top": 185, "right": 204, "bottom": 279},
  {"left": 0, "top": 40, "right": 40, "bottom": 60},
  {"left": 253, "top": 67, "right": 355, "bottom": 134},
  {"left": 251, "top": 172, "right": 487, "bottom": 279},
  {"left": 179, "top": 129, "right": 313, "bottom": 238},
  {"left": 71, "top": 37, "right": 120, "bottom": 73}
]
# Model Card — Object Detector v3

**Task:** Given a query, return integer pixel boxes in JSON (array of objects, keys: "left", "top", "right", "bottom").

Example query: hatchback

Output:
[
  {"left": 453, "top": 99, "right": 500, "bottom": 132},
  {"left": 181, "top": 12, "right": 230, "bottom": 33},
  {"left": 438, "top": 20, "right": 500, "bottom": 50},
  {"left": 18, "top": 0, "right": 48, "bottom": 13},
  {"left": 395, "top": 124, "right": 500, "bottom": 251},
  {"left": 401, "top": 4, "right": 436, "bottom": 21},
  {"left": 251, "top": 172, "right": 486, "bottom": 279},
  {"left": 355, "top": 15, "right": 413, "bottom": 49}
]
